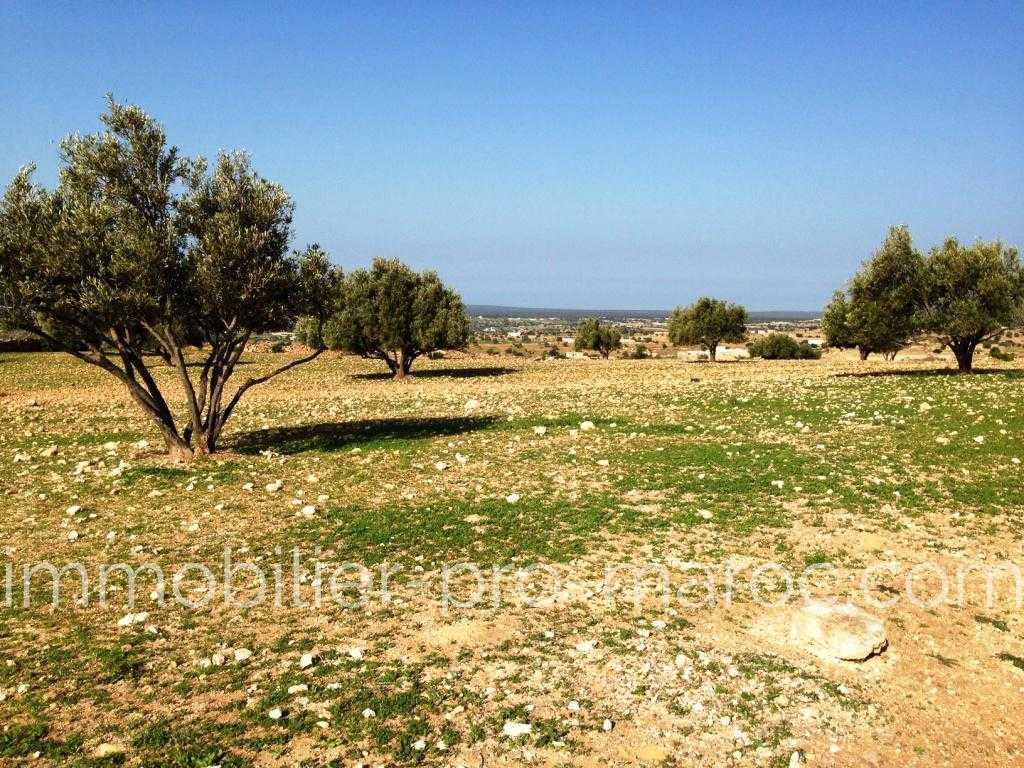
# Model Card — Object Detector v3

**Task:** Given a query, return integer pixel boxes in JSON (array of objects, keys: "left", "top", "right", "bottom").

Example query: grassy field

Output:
[{"left": 1, "top": 351, "right": 1022, "bottom": 767}]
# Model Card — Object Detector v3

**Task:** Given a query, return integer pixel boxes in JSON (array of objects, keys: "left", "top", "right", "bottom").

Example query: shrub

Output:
[
  {"left": 990, "top": 346, "right": 1015, "bottom": 362},
  {"left": 748, "top": 333, "right": 821, "bottom": 360}
]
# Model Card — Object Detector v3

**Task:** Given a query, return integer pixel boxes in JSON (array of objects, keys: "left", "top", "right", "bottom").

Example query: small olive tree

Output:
[
  {"left": 0, "top": 98, "right": 341, "bottom": 460},
  {"left": 919, "top": 238, "right": 1024, "bottom": 371},
  {"left": 574, "top": 317, "right": 621, "bottom": 358},
  {"left": 668, "top": 297, "right": 747, "bottom": 361},
  {"left": 323, "top": 258, "right": 468, "bottom": 378}
]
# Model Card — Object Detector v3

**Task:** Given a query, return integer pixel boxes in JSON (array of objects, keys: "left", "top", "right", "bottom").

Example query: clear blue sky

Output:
[{"left": 2, "top": 2, "right": 1022, "bottom": 310}]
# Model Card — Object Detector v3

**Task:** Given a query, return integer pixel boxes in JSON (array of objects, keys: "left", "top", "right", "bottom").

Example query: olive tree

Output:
[
  {"left": 0, "top": 98, "right": 341, "bottom": 460},
  {"left": 668, "top": 297, "right": 747, "bottom": 361},
  {"left": 919, "top": 238, "right": 1024, "bottom": 372},
  {"left": 323, "top": 257, "right": 467, "bottom": 379},
  {"left": 574, "top": 317, "right": 621, "bottom": 358},
  {"left": 824, "top": 225, "right": 924, "bottom": 360}
]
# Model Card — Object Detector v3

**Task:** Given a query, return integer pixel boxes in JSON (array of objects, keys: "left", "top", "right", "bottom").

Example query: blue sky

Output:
[{"left": 2, "top": 2, "right": 1022, "bottom": 310}]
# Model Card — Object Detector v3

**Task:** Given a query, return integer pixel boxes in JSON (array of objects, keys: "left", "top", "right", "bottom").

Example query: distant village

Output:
[{"left": 469, "top": 313, "right": 824, "bottom": 360}]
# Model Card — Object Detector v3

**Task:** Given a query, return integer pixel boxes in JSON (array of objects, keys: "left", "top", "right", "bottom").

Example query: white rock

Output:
[
  {"left": 265, "top": 480, "right": 283, "bottom": 493},
  {"left": 299, "top": 504, "right": 317, "bottom": 518},
  {"left": 567, "top": 700, "right": 581, "bottom": 712},
  {"left": 348, "top": 646, "right": 365, "bottom": 660},
  {"left": 67, "top": 530, "right": 79, "bottom": 542},
  {"left": 790, "top": 600, "right": 887, "bottom": 661},
  {"left": 579, "top": 421, "right": 596, "bottom": 431},
  {"left": 268, "top": 707, "right": 284, "bottom": 720},
  {"left": 602, "top": 719, "right": 614, "bottom": 732},
  {"left": 287, "top": 684, "right": 308, "bottom": 694},
  {"left": 94, "top": 743, "right": 125, "bottom": 758},
  {"left": 233, "top": 648, "right": 253, "bottom": 663},
  {"left": 362, "top": 707, "right": 376, "bottom": 718},
  {"left": 574, "top": 640, "right": 597, "bottom": 653},
  {"left": 464, "top": 399, "right": 480, "bottom": 411},
  {"left": 413, "top": 738, "right": 426, "bottom": 751},
  {"left": 503, "top": 721, "right": 532, "bottom": 738},
  {"left": 506, "top": 493, "right": 521, "bottom": 504},
  {"left": 435, "top": 461, "right": 449, "bottom": 471},
  {"left": 532, "top": 426, "right": 547, "bottom": 436},
  {"left": 117, "top": 612, "right": 149, "bottom": 627},
  {"left": 298, "top": 652, "right": 318, "bottom": 670}
]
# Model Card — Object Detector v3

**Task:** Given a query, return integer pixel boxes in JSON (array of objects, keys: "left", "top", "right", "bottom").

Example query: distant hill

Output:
[{"left": 466, "top": 305, "right": 820, "bottom": 323}]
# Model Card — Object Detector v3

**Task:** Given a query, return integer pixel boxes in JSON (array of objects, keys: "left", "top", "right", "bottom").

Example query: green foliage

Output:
[
  {"left": 919, "top": 238, "right": 1024, "bottom": 371},
  {"left": 747, "top": 333, "right": 821, "bottom": 360},
  {"left": 574, "top": 317, "right": 621, "bottom": 357},
  {"left": 667, "top": 297, "right": 747, "bottom": 360},
  {"left": 826, "top": 226, "right": 924, "bottom": 359},
  {"left": 989, "top": 346, "right": 1015, "bottom": 362},
  {"left": 821, "top": 291, "right": 854, "bottom": 349},
  {"left": 622, "top": 343, "right": 649, "bottom": 360},
  {"left": 0, "top": 97, "right": 341, "bottom": 457},
  {"left": 322, "top": 258, "right": 467, "bottom": 378}
]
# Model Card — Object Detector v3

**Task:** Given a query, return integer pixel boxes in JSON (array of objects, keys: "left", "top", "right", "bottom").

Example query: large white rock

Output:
[{"left": 790, "top": 600, "right": 887, "bottom": 661}]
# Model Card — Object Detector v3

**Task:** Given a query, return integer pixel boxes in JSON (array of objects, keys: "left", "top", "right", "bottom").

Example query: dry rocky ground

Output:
[{"left": 0, "top": 350, "right": 1022, "bottom": 767}]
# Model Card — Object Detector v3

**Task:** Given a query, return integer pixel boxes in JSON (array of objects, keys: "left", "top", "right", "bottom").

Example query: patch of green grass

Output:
[
  {"left": 974, "top": 614, "right": 1010, "bottom": 632},
  {"left": 996, "top": 652, "right": 1024, "bottom": 672}
]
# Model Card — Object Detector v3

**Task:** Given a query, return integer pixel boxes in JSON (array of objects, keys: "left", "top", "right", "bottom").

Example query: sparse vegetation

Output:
[{"left": 748, "top": 333, "right": 821, "bottom": 360}]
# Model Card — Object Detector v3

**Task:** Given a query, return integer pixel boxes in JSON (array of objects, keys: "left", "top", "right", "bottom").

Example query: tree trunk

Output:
[
  {"left": 392, "top": 349, "right": 415, "bottom": 379},
  {"left": 950, "top": 339, "right": 976, "bottom": 372},
  {"left": 858, "top": 347, "right": 870, "bottom": 360},
  {"left": 162, "top": 432, "right": 194, "bottom": 463},
  {"left": 708, "top": 342, "right": 718, "bottom": 362}
]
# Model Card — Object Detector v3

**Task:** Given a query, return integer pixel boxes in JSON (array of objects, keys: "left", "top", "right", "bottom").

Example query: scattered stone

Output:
[
  {"left": 233, "top": 648, "right": 253, "bottom": 663},
  {"left": 299, "top": 652, "right": 319, "bottom": 670},
  {"left": 94, "top": 743, "right": 125, "bottom": 758},
  {"left": 503, "top": 721, "right": 532, "bottom": 738},
  {"left": 268, "top": 707, "right": 284, "bottom": 720},
  {"left": 117, "top": 612, "right": 149, "bottom": 627},
  {"left": 505, "top": 493, "right": 520, "bottom": 504},
  {"left": 790, "top": 600, "right": 887, "bottom": 661},
  {"left": 265, "top": 480, "right": 283, "bottom": 493},
  {"left": 579, "top": 420, "right": 596, "bottom": 431}
]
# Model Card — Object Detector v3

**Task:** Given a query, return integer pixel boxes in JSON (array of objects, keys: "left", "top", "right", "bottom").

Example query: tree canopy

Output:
[
  {"left": 322, "top": 258, "right": 468, "bottom": 378},
  {"left": 823, "top": 226, "right": 924, "bottom": 360},
  {"left": 919, "top": 238, "right": 1024, "bottom": 371},
  {"left": 574, "top": 317, "right": 621, "bottom": 358},
  {"left": 0, "top": 97, "right": 341, "bottom": 459},
  {"left": 668, "top": 297, "right": 747, "bottom": 361}
]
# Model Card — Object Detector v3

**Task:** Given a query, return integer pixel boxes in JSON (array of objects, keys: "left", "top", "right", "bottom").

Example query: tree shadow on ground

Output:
[
  {"left": 350, "top": 366, "right": 517, "bottom": 381},
  {"left": 231, "top": 415, "right": 498, "bottom": 455},
  {"left": 834, "top": 367, "right": 1023, "bottom": 379}
]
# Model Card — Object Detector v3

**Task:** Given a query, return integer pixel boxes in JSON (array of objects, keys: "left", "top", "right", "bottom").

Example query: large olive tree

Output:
[
  {"left": 668, "top": 297, "right": 747, "bottom": 361},
  {"left": 0, "top": 98, "right": 341, "bottom": 460},
  {"left": 825, "top": 225, "right": 925, "bottom": 360},
  {"left": 920, "top": 238, "right": 1024, "bottom": 372},
  {"left": 323, "top": 257, "right": 467, "bottom": 379}
]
